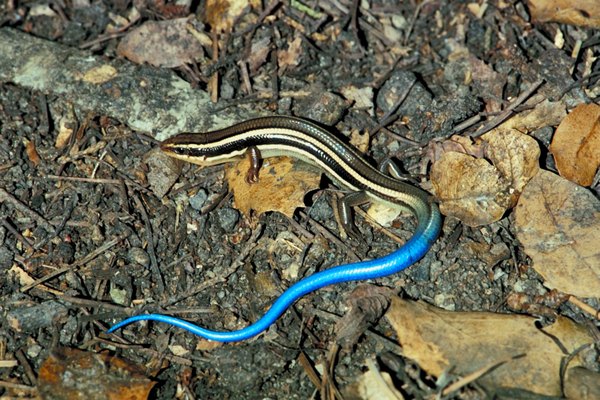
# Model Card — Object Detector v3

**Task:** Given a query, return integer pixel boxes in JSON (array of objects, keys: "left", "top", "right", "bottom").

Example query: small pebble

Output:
[
  {"left": 189, "top": 188, "right": 208, "bottom": 211},
  {"left": 0, "top": 246, "right": 14, "bottom": 270},
  {"left": 127, "top": 247, "right": 150, "bottom": 268},
  {"left": 217, "top": 207, "right": 239, "bottom": 232}
]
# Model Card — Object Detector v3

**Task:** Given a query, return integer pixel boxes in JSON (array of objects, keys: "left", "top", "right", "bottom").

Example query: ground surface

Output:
[{"left": 0, "top": 1, "right": 598, "bottom": 399}]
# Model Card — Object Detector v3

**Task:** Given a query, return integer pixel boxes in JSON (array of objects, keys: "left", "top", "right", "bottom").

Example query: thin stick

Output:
[{"left": 21, "top": 230, "right": 131, "bottom": 292}]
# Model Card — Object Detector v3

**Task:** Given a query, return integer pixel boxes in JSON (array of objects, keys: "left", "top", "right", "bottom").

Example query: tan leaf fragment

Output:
[
  {"left": 501, "top": 99, "right": 566, "bottom": 132},
  {"left": 431, "top": 152, "right": 508, "bottom": 226},
  {"left": 204, "top": 0, "right": 260, "bottom": 33},
  {"left": 514, "top": 170, "right": 600, "bottom": 297},
  {"left": 342, "top": 358, "right": 404, "bottom": 400},
  {"left": 549, "top": 103, "right": 600, "bottom": 187},
  {"left": 225, "top": 156, "right": 321, "bottom": 218},
  {"left": 38, "top": 347, "right": 155, "bottom": 400},
  {"left": 431, "top": 130, "right": 539, "bottom": 227},
  {"left": 527, "top": 0, "right": 600, "bottom": 28},
  {"left": 386, "top": 298, "right": 594, "bottom": 397},
  {"left": 277, "top": 36, "right": 303, "bottom": 71},
  {"left": 483, "top": 129, "right": 540, "bottom": 194},
  {"left": 117, "top": 18, "right": 205, "bottom": 68},
  {"left": 564, "top": 367, "right": 600, "bottom": 400}
]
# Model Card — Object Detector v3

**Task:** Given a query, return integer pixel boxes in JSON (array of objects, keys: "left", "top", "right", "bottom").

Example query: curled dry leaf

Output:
[
  {"left": 225, "top": 156, "right": 321, "bottom": 218},
  {"left": 386, "top": 298, "right": 594, "bottom": 397},
  {"left": 514, "top": 170, "right": 600, "bottom": 297},
  {"left": 117, "top": 18, "right": 205, "bottom": 68},
  {"left": 335, "top": 285, "right": 392, "bottom": 349},
  {"left": 527, "top": 0, "right": 600, "bottom": 28},
  {"left": 549, "top": 103, "right": 600, "bottom": 187},
  {"left": 431, "top": 129, "right": 539, "bottom": 227}
]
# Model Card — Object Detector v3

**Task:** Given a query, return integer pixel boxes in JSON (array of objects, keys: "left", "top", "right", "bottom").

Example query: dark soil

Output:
[{"left": 0, "top": 1, "right": 598, "bottom": 399}]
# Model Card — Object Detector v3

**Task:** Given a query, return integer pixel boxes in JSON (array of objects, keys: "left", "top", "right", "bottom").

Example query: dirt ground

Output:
[{"left": 0, "top": 1, "right": 598, "bottom": 399}]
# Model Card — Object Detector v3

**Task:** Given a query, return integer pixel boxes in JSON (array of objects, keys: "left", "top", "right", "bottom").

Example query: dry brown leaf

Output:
[
  {"left": 335, "top": 285, "right": 392, "bottom": 349},
  {"left": 204, "top": 0, "right": 260, "bottom": 33},
  {"left": 225, "top": 156, "right": 321, "bottom": 218},
  {"left": 23, "top": 138, "right": 41, "bottom": 166},
  {"left": 528, "top": 0, "right": 600, "bottom": 28},
  {"left": 431, "top": 130, "right": 539, "bottom": 227},
  {"left": 501, "top": 99, "right": 567, "bottom": 132},
  {"left": 277, "top": 36, "right": 303, "bottom": 71},
  {"left": 55, "top": 111, "right": 76, "bottom": 149},
  {"left": 341, "top": 358, "right": 404, "bottom": 400},
  {"left": 564, "top": 366, "right": 600, "bottom": 400},
  {"left": 38, "top": 347, "right": 155, "bottom": 400},
  {"left": 386, "top": 298, "right": 594, "bottom": 397},
  {"left": 549, "top": 103, "right": 600, "bottom": 187},
  {"left": 340, "top": 85, "right": 374, "bottom": 116},
  {"left": 431, "top": 152, "right": 508, "bottom": 226},
  {"left": 117, "top": 18, "right": 204, "bottom": 68},
  {"left": 514, "top": 170, "right": 600, "bottom": 297},
  {"left": 483, "top": 129, "right": 540, "bottom": 194},
  {"left": 247, "top": 36, "right": 271, "bottom": 72}
]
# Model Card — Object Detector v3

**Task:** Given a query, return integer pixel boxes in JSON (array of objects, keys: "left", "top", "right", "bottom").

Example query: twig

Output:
[
  {"left": 14, "top": 348, "right": 36, "bottom": 386},
  {"left": 1, "top": 218, "right": 34, "bottom": 251},
  {"left": 131, "top": 193, "right": 165, "bottom": 295},
  {"left": 162, "top": 223, "right": 264, "bottom": 307},
  {"left": 0, "top": 380, "right": 37, "bottom": 392},
  {"left": 21, "top": 230, "right": 132, "bottom": 292},
  {"left": 44, "top": 175, "right": 121, "bottom": 185},
  {"left": 0, "top": 187, "right": 54, "bottom": 232},
  {"left": 299, "top": 210, "right": 360, "bottom": 262},
  {"left": 441, "top": 354, "right": 524, "bottom": 396},
  {"left": 471, "top": 80, "right": 544, "bottom": 137},
  {"left": 568, "top": 296, "right": 600, "bottom": 319}
]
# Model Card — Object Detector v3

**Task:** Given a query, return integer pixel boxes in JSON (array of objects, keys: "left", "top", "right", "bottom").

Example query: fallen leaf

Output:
[
  {"left": 386, "top": 298, "right": 594, "bottom": 397},
  {"left": 342, "top": 358, "right": 404, "bottom": 400},
  {"left": 38, "top": 347, "right": 155, "bottom": 400},
  {"left": 549, "top": 103, "right": 600, "bottom": 187},
  {"left": 340, "top": 85, "right": 374, "bottom": 116},
  {"left": 528, "top": 0, "right": 600, "bottom": 28},
  {"left": 483, "top": 128, "right": 540, "bottom": 194},
  {"left": 564, "top": 366, "right": 600, "bottom": 399},
  {"left": 277, "top": 36, "right": 303, "bottom": 71},
  {"left": 204, "top": 0, "right": 260, "bottom": 33},
  {"left": 349, "top": 128, "right": 370, "bottom": 153},
  {"left": 431, "top": 129, "right": 539, "bottom": 226},
  {"left": 55, "top": 111, "right": 76, "bottom": 149},
  {"left": 335, "top": 285, "right": 392, "bottom": 349},
  {"left": 431, "top": 151, "right": 508, "bottom": 226},
  {"left": 501, "top": 99, "right": 566, "bottom": 132},
  {"left": 247, "top": 36, "right": 271, "bottom": 72},
  {"left": 117, "top": 18, "right": 205, "bottom": 68},
  {"left": 23, "top": 138, "right": 41, "bottom": 166},
  {"left": 225, "top": 156, "right": 321, "bottom": 218},
  {"left": 514, "top": 170, "right": 600, "bottom": 297}
]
